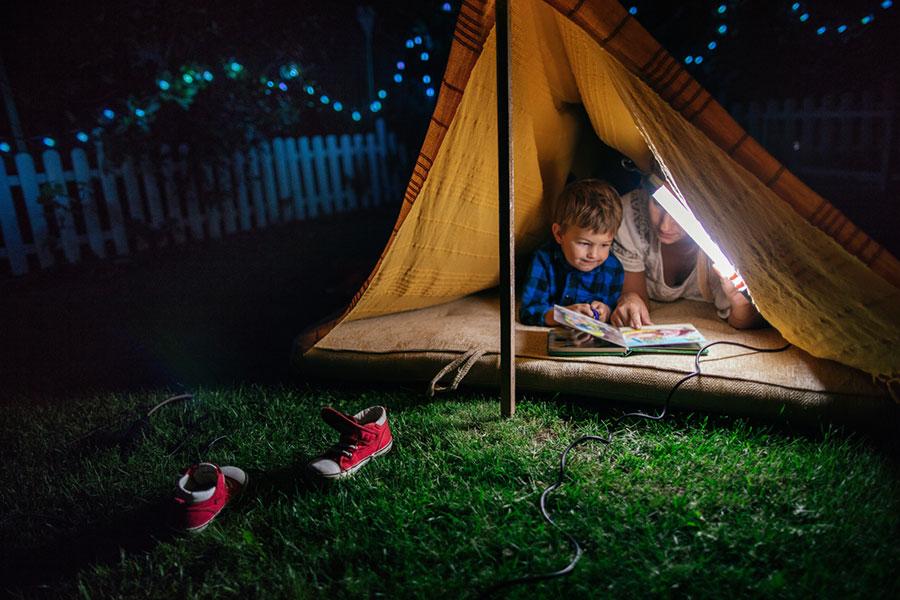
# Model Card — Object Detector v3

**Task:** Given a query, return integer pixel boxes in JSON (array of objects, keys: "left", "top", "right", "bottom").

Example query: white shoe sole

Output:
[{"left": 316, "top": 439, "right": 394, "bottom": 480}]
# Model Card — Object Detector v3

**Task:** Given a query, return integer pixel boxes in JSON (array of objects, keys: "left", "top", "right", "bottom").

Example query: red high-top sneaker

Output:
[
  {"left": 173, "top": 463, "right": 247, "bottom": 532},
  {"left": 307, "top": 406, "right": 393, "bottom": 479}
]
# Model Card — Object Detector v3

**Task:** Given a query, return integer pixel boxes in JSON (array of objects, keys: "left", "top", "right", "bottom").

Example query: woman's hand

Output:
[
  {"left": 610, "top": 291, "right": 653, "bottom": 328},
  {"left": 718, "top": 275, "right": 765, "bottom": 329}
]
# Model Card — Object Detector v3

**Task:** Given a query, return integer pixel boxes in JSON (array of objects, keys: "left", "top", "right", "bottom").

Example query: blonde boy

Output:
[{"left": 519, "top": 179, "right": 624, "bottom": 326}]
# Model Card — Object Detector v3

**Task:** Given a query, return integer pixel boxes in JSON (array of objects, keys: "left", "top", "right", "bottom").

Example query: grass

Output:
[
  {"left": 2, "top": 384, "right": 898, "bottom": 599},
  {"left": 2, "top": 207, "right": 898, "bottom": 597}
]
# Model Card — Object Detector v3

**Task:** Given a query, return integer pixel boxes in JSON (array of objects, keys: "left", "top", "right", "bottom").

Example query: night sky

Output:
[
  {"left": 2, "top": 1, "right": 897, "bottom": 139},
  {"left": 1, "top": 1, "right": 897, "bottom": 249}
]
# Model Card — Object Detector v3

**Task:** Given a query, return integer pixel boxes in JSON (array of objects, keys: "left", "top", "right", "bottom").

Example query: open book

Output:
[{"left": 548, "top": 304, "right": 708, "bottom": 357}]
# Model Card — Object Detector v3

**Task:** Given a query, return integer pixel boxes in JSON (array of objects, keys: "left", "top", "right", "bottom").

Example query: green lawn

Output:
[
  {"left": 2, "top": 210, "right": 898, "bottom": 598},
  {"left": 3, "top": 384, "right": 898, "bottom": 599}
]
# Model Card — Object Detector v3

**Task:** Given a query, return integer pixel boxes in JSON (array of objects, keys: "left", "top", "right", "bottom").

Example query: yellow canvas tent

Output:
[{"left": 295, "top": 0, "right": 899, "bottom": 421}]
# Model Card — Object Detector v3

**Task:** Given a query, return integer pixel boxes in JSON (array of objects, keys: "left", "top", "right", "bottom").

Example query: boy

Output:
[{"left": 519, "top": 179, "right": 624, "bottom": 326}]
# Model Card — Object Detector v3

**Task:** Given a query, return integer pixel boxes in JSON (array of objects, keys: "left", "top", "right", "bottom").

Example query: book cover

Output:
[
  {"left": 548, "top": 328, "right": 707, "bottom": 356},
  {"left": 548, "top": 305, "right": 707, "bottom": 356}
]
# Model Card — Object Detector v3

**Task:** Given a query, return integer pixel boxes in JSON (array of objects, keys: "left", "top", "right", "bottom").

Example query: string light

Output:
[
  {"left": 22, "top": 3, "right": 898, "bottom": 148},
  {"left": 615, "top": 0, "right": 897, "bottom": 72},
  {"left": 22, "top": 6, "right": 467, "bottom": 144},
  {"left": 786, "top": 1, "right": 892, "bottom": 36},
  {"left": 0, "top": 142, "right": 12, "bottom": 153}
]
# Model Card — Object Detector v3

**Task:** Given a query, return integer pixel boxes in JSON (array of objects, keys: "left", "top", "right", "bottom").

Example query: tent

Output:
[{"left": 294, "top": 0, "right": 899, "bottom": 422}]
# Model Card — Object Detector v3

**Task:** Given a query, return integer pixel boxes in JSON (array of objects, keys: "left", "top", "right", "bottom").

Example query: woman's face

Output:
[{"left": 648, "top": 198, "right": 688, "bottom": 245}]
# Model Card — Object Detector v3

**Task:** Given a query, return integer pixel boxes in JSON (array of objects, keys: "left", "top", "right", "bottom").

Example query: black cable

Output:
[
  {"left": 146, "top": 393, "right": 194, "bottom": 417},
  {"left": 66, "top": 393, "right": 195, "bottom": 457},
  {"left": 480, "top": 339, "right": 791, "bottom": 598}
]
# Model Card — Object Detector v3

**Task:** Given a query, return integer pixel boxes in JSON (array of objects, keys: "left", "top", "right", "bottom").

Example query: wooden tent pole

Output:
[{"left": 497, "top": 0, "right": 516, "bottom": 418}]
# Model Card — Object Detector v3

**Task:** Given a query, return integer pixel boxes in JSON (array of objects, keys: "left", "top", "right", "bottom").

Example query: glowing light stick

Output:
[{"left": 648, "top": 174, "right": 750, "bottom": 296}]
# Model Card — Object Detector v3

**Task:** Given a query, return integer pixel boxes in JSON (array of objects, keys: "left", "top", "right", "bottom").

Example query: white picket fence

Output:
[
  {"left": 730, "top": 88, "right": 897, "bottom": 191},
  {"left": 0, "top": 119, "right": 406, "bottom": 276}
]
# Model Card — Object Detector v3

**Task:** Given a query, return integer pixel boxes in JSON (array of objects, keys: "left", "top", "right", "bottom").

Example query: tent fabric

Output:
[
  {"left": 301, "top": 0, "right": 899, "bottom": 384},
  {"left": 299, "top": 292, "right": 891, "bottom": 424}
]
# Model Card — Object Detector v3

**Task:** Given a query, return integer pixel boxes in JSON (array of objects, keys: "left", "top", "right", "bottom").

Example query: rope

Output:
[{"left": 428, "top": 348, "right": 487, "bottom": 396}]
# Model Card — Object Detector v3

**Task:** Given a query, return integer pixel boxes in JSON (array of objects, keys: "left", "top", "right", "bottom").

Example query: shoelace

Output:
[{"left": 331, "top": 435, "right": 361, "bottom": 460}]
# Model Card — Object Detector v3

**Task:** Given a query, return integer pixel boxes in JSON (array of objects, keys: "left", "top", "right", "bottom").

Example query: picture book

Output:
[{"left": 548, "top": 305, "right": 707, "bottom": 357}]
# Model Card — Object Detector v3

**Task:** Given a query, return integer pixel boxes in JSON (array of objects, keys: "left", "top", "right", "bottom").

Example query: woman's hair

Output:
[{"left": 552, "top": 179, "right": 623, "bottom": 234}]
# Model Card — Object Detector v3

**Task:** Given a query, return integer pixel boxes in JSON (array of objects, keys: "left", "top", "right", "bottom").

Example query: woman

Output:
[{"left": 610, "top": 187, "right": 764, "bottom": 330}]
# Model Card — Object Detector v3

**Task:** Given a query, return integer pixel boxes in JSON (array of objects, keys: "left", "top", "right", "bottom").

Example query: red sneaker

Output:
[
  {"left": 307, "top": 406, "right": 393, "bottom": 479},
  {"left": 173, "top": 463, "right": 247, "bottom": 532}
]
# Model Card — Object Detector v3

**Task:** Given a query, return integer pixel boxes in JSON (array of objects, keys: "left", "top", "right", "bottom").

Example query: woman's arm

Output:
[{"left": 610, "top": 271, "right": 654, "bottom": 328}]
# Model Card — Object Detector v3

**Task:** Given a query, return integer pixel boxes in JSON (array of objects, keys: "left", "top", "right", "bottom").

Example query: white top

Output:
[{"left": 613, "top": 190, "right": 732, "bottom": 320}]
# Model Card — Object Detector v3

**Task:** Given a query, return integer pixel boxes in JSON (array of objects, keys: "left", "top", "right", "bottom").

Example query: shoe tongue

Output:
[{"left": 321, "top": 407, "right": 363, "bottom": 435}]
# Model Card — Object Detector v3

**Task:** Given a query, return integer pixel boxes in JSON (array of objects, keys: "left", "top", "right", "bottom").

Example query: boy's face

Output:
[{"left": 552, "top": 223, "right": 614, "bottom": 272}]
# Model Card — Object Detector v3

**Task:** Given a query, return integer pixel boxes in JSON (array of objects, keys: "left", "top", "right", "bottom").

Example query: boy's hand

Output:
[
  {"left": 546, "top": 303, "right": 599, "bottom": 324},
  {"left": 610, "top": 292, "right": 653, "bottom": 328},
  {"left": 589, "top": 301, "right": 611, "bottom": 322}
]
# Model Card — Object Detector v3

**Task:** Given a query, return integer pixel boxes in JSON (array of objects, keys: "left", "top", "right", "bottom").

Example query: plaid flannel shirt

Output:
[{"left": 519, "top": 241, "right": 624, "bottom": 326}]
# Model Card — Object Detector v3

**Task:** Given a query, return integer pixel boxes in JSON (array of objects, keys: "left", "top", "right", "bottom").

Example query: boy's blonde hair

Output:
[{"left": 552, "top": 179, "right": 622, "bottom": 234}]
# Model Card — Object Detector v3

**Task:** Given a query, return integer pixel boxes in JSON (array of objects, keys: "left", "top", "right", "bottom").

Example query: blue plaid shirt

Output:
[{"left": 519, "top": 241, "right": 624, "bottom": 325}]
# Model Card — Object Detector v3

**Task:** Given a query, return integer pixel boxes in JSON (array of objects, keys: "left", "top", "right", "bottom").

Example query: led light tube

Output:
[{"left": 648, "top": 174, "right": 749, "bottom": 295}]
